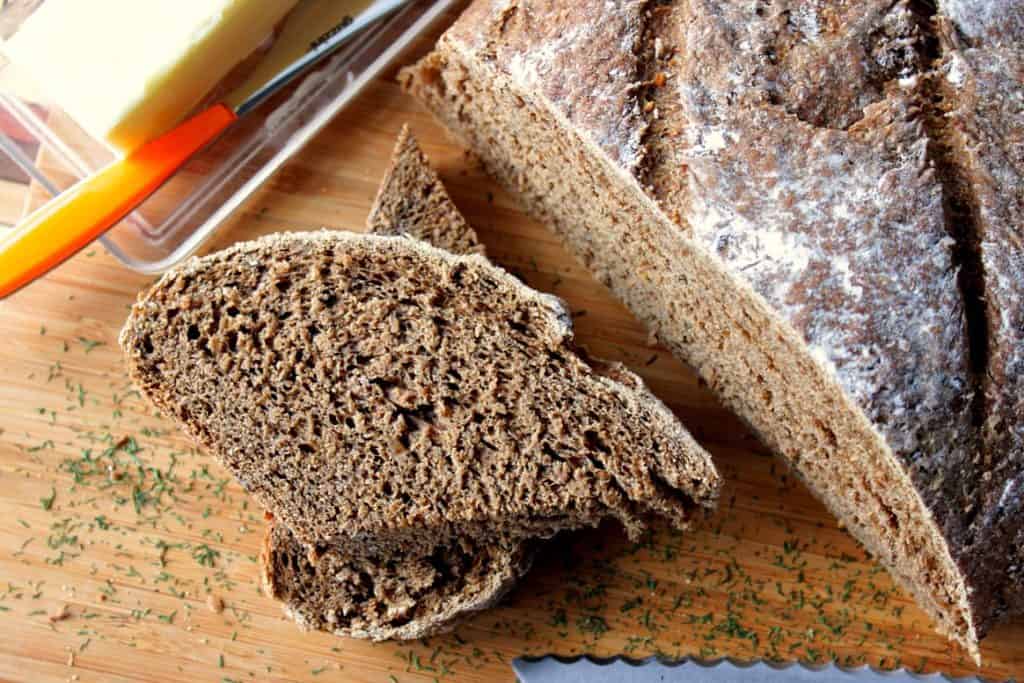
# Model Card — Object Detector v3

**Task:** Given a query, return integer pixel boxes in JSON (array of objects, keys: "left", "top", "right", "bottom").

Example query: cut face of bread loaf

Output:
[{"left": 403, "top": 0, "right": 1023, "bottom": 655}]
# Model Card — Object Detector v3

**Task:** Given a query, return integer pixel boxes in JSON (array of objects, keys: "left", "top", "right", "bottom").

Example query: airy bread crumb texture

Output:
[
  {"left": 122, "top": 232, "right": 718, "bottom": 557},
  {"left": 260, "top": 521, "right": 533, "bottom": 640},
  {"left": 256, "top": 129, "right": 536, "bottom": 639},
  {"left": 367, "top": 125, "right": 485, "bottom": 256}
]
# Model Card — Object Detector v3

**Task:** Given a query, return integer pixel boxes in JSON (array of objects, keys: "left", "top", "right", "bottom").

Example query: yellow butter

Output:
[
  {"left": 3, "top": 0, "right": 300, "bottom": 155},
  {"left": 223, "top": 0, "right": 372, "bottom": 110}
]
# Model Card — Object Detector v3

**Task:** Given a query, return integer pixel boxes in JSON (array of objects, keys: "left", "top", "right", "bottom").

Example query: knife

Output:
[
  {"left": 512, "top": 656, "right": 1011, "bottom": 683},
  {"left": 0, "top": 0, "right": 414, "bottom": 299}
]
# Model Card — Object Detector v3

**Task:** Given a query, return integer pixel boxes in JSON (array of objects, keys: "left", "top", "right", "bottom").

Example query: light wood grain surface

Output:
[{"left": 0, "top": 11, "right": 1021, "bottom": 683}]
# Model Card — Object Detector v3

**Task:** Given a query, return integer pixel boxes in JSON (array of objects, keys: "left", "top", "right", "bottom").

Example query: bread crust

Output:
[
  {"left": 938, "top": 0, "right": 1024, "bottom": 47},
  {"left": 937, "top": 40, "right": 1024, "bottom": 625}
]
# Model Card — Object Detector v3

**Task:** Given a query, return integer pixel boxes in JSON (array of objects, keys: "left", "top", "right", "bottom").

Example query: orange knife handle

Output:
[{"left": 0, "top": 103, "right": 237, "bottom": 299}]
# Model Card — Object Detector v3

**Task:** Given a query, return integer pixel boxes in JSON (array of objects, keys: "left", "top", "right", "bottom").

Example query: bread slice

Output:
[
  {"left": 402, "top": 0, "right": 1022, "bottom": 655},
  {"left": 367, "top": 125, "right": 484, "bottom": 256},
  {"left": 122, "top": 125, "right": 719, "bottom": 560},
  {"left": 122, "top": 231, "right": 717, "bottom": 555},
  {"left": 260, "top": 127, "right": 531, "bottom": 640},
  {"left": 260, "top": 520, "right": 533, "bottom": 640}
]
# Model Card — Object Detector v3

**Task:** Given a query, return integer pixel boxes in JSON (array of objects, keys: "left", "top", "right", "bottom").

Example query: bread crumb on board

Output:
[
  {"left": 49, "top": 603, "right": 71, "bottom": 623},
  {"left": 206, "top": 594, "right": 224, "bottom": 614}
]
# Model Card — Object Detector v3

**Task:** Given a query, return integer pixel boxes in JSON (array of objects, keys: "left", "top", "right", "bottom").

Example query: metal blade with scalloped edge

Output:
[{"left": 512, "top": 656, "right": 1011, "bottom": 683}]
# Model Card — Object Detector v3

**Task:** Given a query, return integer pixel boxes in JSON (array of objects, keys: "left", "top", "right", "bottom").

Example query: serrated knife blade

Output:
[{"left": 512, "top": 656, "right": 1010, "bottom": 683}]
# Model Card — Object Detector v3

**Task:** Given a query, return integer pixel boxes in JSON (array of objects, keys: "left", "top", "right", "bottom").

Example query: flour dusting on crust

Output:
[
  {"left": 939, "top": 0, "right": 1024, "bottom": 46},
  {"left": 449, "top": 0, "right": 649, "bottom": 170},
  {"left": 421, "top": 0, "right": 1024, "bottom": 640}
]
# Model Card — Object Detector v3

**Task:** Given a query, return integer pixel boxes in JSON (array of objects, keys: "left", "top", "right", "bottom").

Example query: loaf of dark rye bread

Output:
[
  {"left": 120, "top": 131, "right": 721, "bottom": 637},
  {"left": 260, "top": 127, "right": 533, "bottom": 640},
  {"left": 403, "top": 0, "right": 1023, "bottom": 657}
]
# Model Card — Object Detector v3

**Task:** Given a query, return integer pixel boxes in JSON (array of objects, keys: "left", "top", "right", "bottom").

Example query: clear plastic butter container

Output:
[{"left": 0, "top": 0, "right": 455, "bottom": 273}]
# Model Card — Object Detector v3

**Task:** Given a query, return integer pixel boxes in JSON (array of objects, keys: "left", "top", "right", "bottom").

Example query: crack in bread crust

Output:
[{"left": 931, "top": 26, "right": 1024, "bottom": 627}]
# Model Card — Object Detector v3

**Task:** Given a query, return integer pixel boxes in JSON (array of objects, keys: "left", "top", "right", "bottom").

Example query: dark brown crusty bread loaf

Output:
[
  {"left": 260, "top": 521, "right": 533, "bottom": 640},
  {"left": 260, "top": 128, "right": 530, "bottom": 640},
  {"left": 403, "top": 0, "right": 1023, "bottom": 656}
]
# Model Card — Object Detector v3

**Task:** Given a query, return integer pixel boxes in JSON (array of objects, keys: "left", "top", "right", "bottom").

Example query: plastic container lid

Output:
[{"left": 0, "top": 0, "right": 455, "bottom": 273}]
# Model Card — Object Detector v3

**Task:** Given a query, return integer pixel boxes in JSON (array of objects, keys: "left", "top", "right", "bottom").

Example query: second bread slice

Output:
[{"left": 261, "top": 521, "right": 533, "bottom": 640}]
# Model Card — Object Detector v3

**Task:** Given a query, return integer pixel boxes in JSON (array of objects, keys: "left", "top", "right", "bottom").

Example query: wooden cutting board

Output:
[{"left": 0, "top": 10, "right": 1021, "bottom": 683}]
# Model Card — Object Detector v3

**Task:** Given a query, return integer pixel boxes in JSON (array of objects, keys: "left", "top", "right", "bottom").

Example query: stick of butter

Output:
[{"left": 3, "top": 0, "right": 300, "bottom": 156}]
